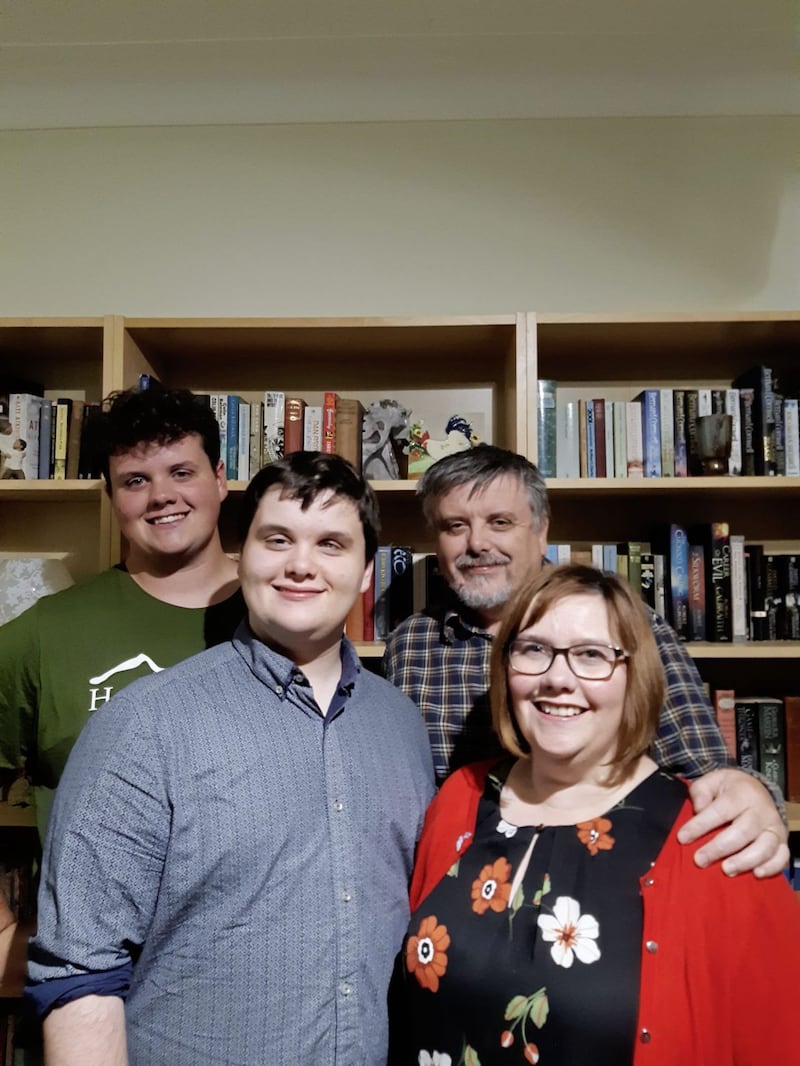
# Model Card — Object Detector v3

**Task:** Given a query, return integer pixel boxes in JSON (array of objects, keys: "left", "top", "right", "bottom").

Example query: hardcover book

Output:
[
  {"left": 660, "top": 523, "right": 690, "bottom": 639},
  {"left": 334, "top": 397, "right": 365, "bottom": 472},
  {"left": 388, "top": 546, "right": 414, "bottom": 632},
  {"left": 284, "top": 397, "right": 307, "bottom": 457},
  {"left": 236, "top": 401, "right": 251, "bottom": 481},
  {"left": 639, "top": 553, "right": 656, "bottom": 609},
  {"left": 713, "top": 689, "right": 737, "bottom": 761},
  {"left": 322, "top": 392, "right": 338, "bottom": 455},
  {"left": 756, "top": 698, "right": 786, "bottom": 798},
  {"left": 737, "top": 385, "right": 756, "bottom": 476},
  {"left": 38, "top": 398, "right": 53, "bottom": 478},
  {"left": 536, "top": 379, "right": 557, "bottom": 478},
  {"left": 52, "top": 399, "right": 71, "bottom": 480},
  {"left": 684, "top": 389, "right": 701, "bottom": 475},
  {"left": 225, "top": 395, "right": 242, "bottom": 480},
  {"left": 592, "top": 397, "right": 606, "bottom": 478}
]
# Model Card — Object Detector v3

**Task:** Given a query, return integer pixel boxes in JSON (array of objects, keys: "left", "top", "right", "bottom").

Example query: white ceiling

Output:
[{"left": 1, "top": 0, "right": 798, "bottom": 130}]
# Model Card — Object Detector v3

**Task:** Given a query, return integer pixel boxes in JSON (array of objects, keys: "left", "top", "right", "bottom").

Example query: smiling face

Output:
[
  {"left": 507, "top": 592, "right": 628, "bottom": 781},
  {"left": 238, "top": 486, "right": 373, "bottom": 663},
  {"left": 431, "top": 473, "right": 549, "bottom": 627},
  {"left": 108, "top": 433, "right": 227, "bottom": 570}
]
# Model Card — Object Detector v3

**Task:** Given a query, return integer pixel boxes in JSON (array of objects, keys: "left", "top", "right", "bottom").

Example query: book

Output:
[
  {"left": 634, "top": 389, "right": 661, "bottom": 477},
  {"left": 362, "top": 571, "right": 375, "bottom": 642},
  {"left": 776, "top": 553, "right": 799, "bottom": 640},
  {"left": 303, "top": 405, "right": 323, "bottom": 451},
  {"left": 263, "top": 391, "right": 285, "bottom": 463},
  {"left": 653, "top": 553, "right": 667, "bottom": 619},
  {"left": 388, "top": 546, "right": 414, "bottom": 632},
  {"left": 756, "top": 698, "right": 786, "bottom": 798},
  {"left": 536, "top": 379, "right": 557, "bottom": 478},
  {"left": 585, "top": 399, "right": 596, "bottom": 478},
  {"left": 601, "top": 543, "right": 618, "bottom": 575},
  {"left": 225, "top": 395, "right": 242, "bottom": 480},
  {"left": 773, "top": 392, "right": 785, "bottom": 475},
  {"left": 334, "top": 397, "right": 364, "bottom": 471},
  {"left": 555, "top": 400, "right": 580, "bottom": 478},
  {"left": 236, "top": 401, "right": 251, "bottom": 481},
  {"left": 344, "top": 589, "right": 365, "bottom": 642},
  {"left": 38, "top": 397, "right": 53, "bottom": 478},
  {"left": 713, "top": 689, "right": 737, "bottom": 760},
  {"left": 618, "top": 400, "right": 631, "bottom": 481},
  {"left": 672, "top": 389, "right": 688, "bottom": 477},
  {"left": 689, "top": 522, "right": 732, "bottom": 642},
  {"left": 625, "top": 401, "right": 644, "bottom": 478},
  {"left": 617, "top": 541, "right": 647, "bottom": 598},
  {"left": 659, "top": 523, "right": 689, "bottom": 639},
  {"left": 52, "top": 399, "right": 71, "bottom": 480},
  {"left": 745, "top": 542, "right": 768, "bottom": 641},
  {"left": 737, "top": 385, "right": 756, "bottom": 476},
  {"left": 783, "top": 397, "right": 800, "bottom": 476},
  {"left": 372, "top": 546, "right": 392, "bottom": 639},
  {"left": 684, "top": 389, "right": 701, "bottom": 475},
  {"left": 658, "top": 388, "right": 674, "bottom": 476},
  {"left": 284, "top": 396, "right": 307, "bottom": 456},
  {"left": 592, "top": 397, "right": 606, "bottom": 478},
  {"left": 785, "top": 696, "right": 800, "bottom": 803},
  {"left": 639, "top": 552, "right": 656, "bottom": 609},
  {"left": 578, "top": 399, "right": 589, "bottom": 477},
  {"left": 732, "top": 365, "right": 776, "bottom": 476},
  {"left": 687, "top": 542, "right": 706, "bottom": 641},
  {"left": 729, "top": 533, "right": 748, "bottom": 643},
  {"left": 65, "top": 398, "right": 85, "bottom": 480},
  {"left": 249, "top": 400, "right": 263, "bottom": 477},
  {"left": 734, "top": 698, "right": 759, "bottom": 772},
  {"left": 697, "top": 388, "right": 712, "bottom": 416},
  {"left": 8, "top": 392, "right": 45, "bottom": 479},
  {"left": 724, "top": 388, "right": 742, "bottom": 475},
  {"left": 322, "top": 392, "right": 338, "bottom": 455},
  {"left": 77, "top": 402, "right": 102, "bottom": 479},
  {"left": 763, "top": 553, "right": 780, "bottom": 641}
]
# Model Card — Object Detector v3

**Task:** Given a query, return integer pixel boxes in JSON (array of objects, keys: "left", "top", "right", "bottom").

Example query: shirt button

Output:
[
  {"left": 275, "top": 685, "right": 284, "bottom": 696},
  {"left": 639, "top": 1029, "right": 652, "bottom": 1044},
  {"left": 340, "top": 982, "right": 351, "bottom": 997},
  {"left": 342, "top": 890, "right": 351, "bottom": 902},
  {"left": 643, "top": 877, "right": 655, "bottom": 887},
  {"left": 645, "top": 940, "right": 658, "bottom": 953},
  {"left": 334, "top": 801, "right": 344, "bottom": 812}
]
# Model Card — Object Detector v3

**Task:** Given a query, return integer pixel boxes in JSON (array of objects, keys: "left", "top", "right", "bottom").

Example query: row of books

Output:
[
  {"left": 0, "top": 390, "right": 101, "bottom": 481},
  {"left": 345, "top": 550, "right": 447, "bottom": 642},
  {"left": 713, "top": 691, "right": 800, "bottom": 803},
  {"left": 549, "top": 529, "right": 799, "bottom": 643},
  {"left": 199, "top": 392, "right": 365, "bottom": 482},
  {"left": 537, "top": 365, "right": 800, "bottom": 479}
]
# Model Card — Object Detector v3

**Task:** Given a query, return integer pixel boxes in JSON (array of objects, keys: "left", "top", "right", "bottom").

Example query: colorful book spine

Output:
[
  {"left": 322, "top": 392, "right": 338, "bottom": 455},
  {"left": 667, "top": 523, "right": 689, "bottom": 639},
  {"left": 734, "top": 699, "right": 759, "bottom": 772},
  {"left": 225, "top": 395, "right": 241, "bottom": 480},
  {"left": 263, "top": 391, "right": 285, "bottom": 463},
  {"left": 249, "top": 400, "right": 263, "bottom": 477},
  {"left": 536, "top": 379, "right": 557, "bottom": 478},
  {"left": 672, "top": 389, "right": 688, "bottom": 477},
  {"left": 592, "top": 398, "right": 606, "bottom": 478},
  {"left": 713, "top": 689, "right": 737, "bottom": 761},
  {"left": 635, "top": 389, "right": 661, "bottom": 477},
  {"left": 585, "top": 399, "right": 596, "bottom": 478},
  {"left": 9, "top": 392, "right": 44, "bottom": 479},
  {"left": 284, "top": 397, "right": 307, "bottom": 456},
  {"left": 685, "top": 389, "right": 700, "bottom": 475},
  {"left": 658, "top": 388, "right": 674, "bottom": 476},
  {"left": 756, "top": 698, "right": 786, "bottom": 798},
  {"left": 687, "top": 542, "right": 706, "bottom": 641}
]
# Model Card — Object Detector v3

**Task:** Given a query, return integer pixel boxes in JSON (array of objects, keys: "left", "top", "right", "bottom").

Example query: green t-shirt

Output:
[{"left": 0, "top": 566, "right": 245, "bottom": 833}]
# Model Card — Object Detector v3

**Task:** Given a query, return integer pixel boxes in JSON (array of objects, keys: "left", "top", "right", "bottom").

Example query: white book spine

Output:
[
  {"left": 556, "top": 544, "right": 571, "bottom": 564},
  {"left": 613, "top": 400, "right": 627, "bottom": 479},
  {"left": 784, "top": 397, "right": 799, "bottom": 476},
  {"left": 729, "top": 533, "right": 748, "bottom": 642},
  {"left": 604, "top": 402, "right": 615, "bottom": 478},
  {"left": 555, "top": 400, "right": 580, "bottom": 478},
  {"left": 304, "top": 405, "right": 323, "bottom": 450},
  {"left": 725, "top": 388, "right": 742, "bottom": 475},
  {"left": 237, "top": 402, "right": 251, "bottom": 481},
  {"left": 591, "top": 544, "right": 604, "bottom": 569},
  {"left": 263, "top": 391, "right": 285, "bottom": 461},
  {"left": 625, "top": 401, "right": 644, "bottom": 478},
  {"left": 697, "top": 388, "right": 712, "bottom": 416}
]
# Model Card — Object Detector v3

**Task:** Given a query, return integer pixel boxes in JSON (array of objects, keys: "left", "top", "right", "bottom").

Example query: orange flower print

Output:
[
  {"left": 406, "top": 915, "right": 450, "bottom": 993},
  {"left": 576, "top": 817, "right": 614, "bottom": 856},
  {"left": 471, "top": 856, "right": 512, "bottom": 915}
]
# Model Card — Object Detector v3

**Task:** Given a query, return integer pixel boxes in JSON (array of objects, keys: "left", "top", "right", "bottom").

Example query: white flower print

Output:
[
  {"left": 418, "top": 1052, "right": 452, "bottom": 1066},
  {"left": 537, "top": 895, "right": 600, "bottom": 968},
  {"left": 496, "top": 817, "right": 518, "bottom": 838}
]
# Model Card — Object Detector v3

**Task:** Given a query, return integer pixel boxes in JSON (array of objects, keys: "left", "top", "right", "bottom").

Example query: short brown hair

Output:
[{"left": 490, "top": 564, "right": 664, "bottom": 786}]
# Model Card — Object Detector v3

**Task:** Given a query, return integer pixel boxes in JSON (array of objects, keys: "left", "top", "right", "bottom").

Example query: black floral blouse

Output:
[{"left": 390, "top": 761, "right": 687, "bottom": 1066}]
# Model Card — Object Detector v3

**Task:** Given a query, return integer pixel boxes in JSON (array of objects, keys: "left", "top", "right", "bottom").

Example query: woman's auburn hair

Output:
[{"left": 489, "top": 563, "right": 666, "bottom": 787}]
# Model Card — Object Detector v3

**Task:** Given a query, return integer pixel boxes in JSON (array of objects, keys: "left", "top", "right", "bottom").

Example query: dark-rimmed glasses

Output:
[{"left": 507, "top": 639, "right": 629, "bottom": 681}]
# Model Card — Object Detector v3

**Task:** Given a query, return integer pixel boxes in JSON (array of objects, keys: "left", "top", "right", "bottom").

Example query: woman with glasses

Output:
[{"left": 390, "top": 564, "right": 798, "bottom": 1065}]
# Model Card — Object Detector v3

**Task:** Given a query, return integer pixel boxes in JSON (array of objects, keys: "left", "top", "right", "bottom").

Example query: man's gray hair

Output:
[{"left": 416, "top": 443, "right": 551, "bottom": 531}]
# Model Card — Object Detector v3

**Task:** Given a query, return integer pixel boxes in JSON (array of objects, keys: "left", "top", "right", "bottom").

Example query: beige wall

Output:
[{"left": 1, "top": 116, "right": 798, "bottom": 316}]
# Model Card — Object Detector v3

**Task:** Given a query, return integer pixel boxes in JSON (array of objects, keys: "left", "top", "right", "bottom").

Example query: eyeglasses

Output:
[{"left": 507, "top": 639, "right": 629, "bottom": 680}]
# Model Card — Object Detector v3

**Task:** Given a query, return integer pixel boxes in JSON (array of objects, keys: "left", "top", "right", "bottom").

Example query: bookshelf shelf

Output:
[
  {"left": 787, "top": 803, "right": 800, "bottom": 833},
  {"left": 0, "top": 480, "right": 103, "bottom": 501},
  {"left": 686, "top": 643, "right": 800, "bottom": 661},
  {"left": 547, "top": 476, "right": 800, "bottom": 496}
]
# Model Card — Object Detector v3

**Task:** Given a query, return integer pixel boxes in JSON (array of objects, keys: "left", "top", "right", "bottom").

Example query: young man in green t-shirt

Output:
[{"left": 0, "top": 385, "right": 244, "bottom": 835}]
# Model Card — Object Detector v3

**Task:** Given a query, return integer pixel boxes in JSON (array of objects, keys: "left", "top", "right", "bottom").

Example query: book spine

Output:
[
  {"left": 603, "top": 400, "right": 615, "bottom": 478},
  {"left": 672, "top": 389, "right": 688, "bottom": 477},
  {"left": 585, "top": 399, "right": 596, "bottom": 478},
  {"left": 777, "top": 553, "right": 799, "bottom": 640},
  {"left": 263, "top": 392, "right": 286, "bottom": 462},
  {"left": 738, "top": 386, "right": 756, "bottom": 476},
  {"left": 707, "top": 521, "right": 732, "bottom": 641},
  {"left": 322, "top": 392, "right": 338, "bottom": 455},
  {"left": 668, "top": 524, "right": 689, "bottom": 639},
  {"left": 759, "top": 367, "right": 777, "bottom": 476},
  {"left": 697, "top": 388, "right": 712, "bottom": 416},
  {"left": 303, "top": 405, "right": 323, "bottom": 451},
  {"left": 612, "top": 400, "right": 627, "bottom": 479},
  {"left": 373, "top": 546, "right": 392, "bottom": 639},
  {"left": 746, "top": 543, "right": 767, "bottom": 640},
  {"left": 729, "top": 533, "right": 748, "bottom": 643},
  {"left": 734, "top": 700, "right": 759, "bottom": 771},
  {"left": 334, "top": 397, "right": 364, "bottom": 472},
  {"left": 65, "top": 398, "right": 85, "bottom": 480},
  {"left": 389, "top": 546, "right": 414, "bottom": 631},
  {"left": 216, "top": 394, "right": 228, "bottom": 472},
  {"left": 53, "top": 400, "right": 70, "bottom": 480},
  {"left": 687, "top": 543, "right": 706, "bottom": 641},
  {"left": 602, "top": 543, "right": 617, "bottom": 575},
  {"left": 536, "top": 379, "right": 557, "bottom": 478},
  {"left": 38, "top": 398, "right": 53, "bottom": 478},
  {"left": 658, "top": 388, "right": 674, "bottom": 476},
  {"left": 773, "top": 393, "right": 785, "bottom": 476},
  {"left": 284, "top": 397, "right": 307, "bottom": 456},
  {"left": 685, "top": 389, "right": 700, "bottom": 475},
  {"left": 225, "top": 395, "right": 240, "bottom": 480},
  {"left": 783, "top": 397, "right": 800, "bottom": 476},
  {"left": 724, "top": 388, "right": 742, "bottom": 475},
  {"left": 555, "top": 400, "right": 580, "bottom": 478},
  {"left": 757, "top": 700, "right": 786, "bottom": 798},
  {"left": 713, "top": 689, "right": 737, "bottom": 760},
  {"left": 638, "top": 389, "right": 661, "bottom": 477},
  {"left": 10, "top": 393, "right": 43, "bottom": 479},
  {"left": 763, "top": 553, "right": 780, "bottom": 641},
  {"left": 237, "top": 401, "right": 251, "bottom": 481},
  {"left": 653, "top": 553, "right": 667, "bottom": 619},
  {"left": 625, "top": 401, "right": 643, "bottom": 478},
  {"left": 249, "top": 399, "right": 263, "bottom": 477},
  {"left": 639, "top": 552, "right": 656, "bottom": 609}
]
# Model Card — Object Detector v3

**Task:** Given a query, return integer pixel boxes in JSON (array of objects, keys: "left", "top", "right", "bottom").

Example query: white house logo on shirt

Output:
[{"left": 87, "top": 653, "right": 164, "bottom": 712}]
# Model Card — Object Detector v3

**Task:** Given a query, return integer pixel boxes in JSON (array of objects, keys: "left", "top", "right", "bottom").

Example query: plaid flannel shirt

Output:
[{"left": 382, "top": 604, "right": 782, "bottom": 810}]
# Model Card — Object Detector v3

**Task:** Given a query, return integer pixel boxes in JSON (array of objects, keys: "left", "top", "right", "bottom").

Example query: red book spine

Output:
[{"left": 322, "top": 392, "right": 338, "bottom": 454}]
